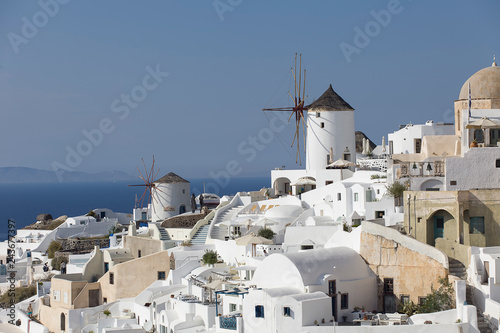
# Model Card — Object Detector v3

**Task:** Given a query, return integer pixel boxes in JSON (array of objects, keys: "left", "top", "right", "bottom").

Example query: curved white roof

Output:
[
  {"left": 252, "top": 247, "right": 373, "bottom": 289},
  {"left": 264, "top": 205, "right": 303, "bottom": 218}
]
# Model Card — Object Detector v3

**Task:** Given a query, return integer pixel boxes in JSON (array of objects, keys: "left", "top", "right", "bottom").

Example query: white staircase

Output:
[{"left": 191, "top": 225, "right": 210, "bottom": 245}]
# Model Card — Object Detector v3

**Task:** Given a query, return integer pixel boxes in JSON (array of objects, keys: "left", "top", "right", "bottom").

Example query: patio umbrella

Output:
[
  {"left": 465, "top": 116, "right": 500, "bottom": 129},
  {"left": 329, "top": 147, "right": 334, "bottom": 164},
  {"left": 235, "top": 233, "right": 273, "bottom": 257},
  {"left": 291, "top": 178, "right": 316, "bottom": 186},
  {"left": 203, "top": 279, "right": 224, "bottom": 290},
  {"left": 382, "top": 136, "right": 386, "bottom": 152},
  {"left": 235, "top": 233, "right": 273, "bottom": 246},
  {"left": 327, "top": 158, "right": 355, "bottom": 168}
]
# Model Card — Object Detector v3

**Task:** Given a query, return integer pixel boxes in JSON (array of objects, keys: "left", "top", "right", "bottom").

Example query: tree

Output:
[
  {"left": 385, "top": 181, "right": 408, "bottom": 206},
  {"left": 51, "top": 256, "right": 68, "bottom": 271},
  {"left": 47, "top": 241, "right": 62, "bottom": 258},
  {"left": 418, "top": 277, "right": 455, "bottom": 313},
  {"left": 86, "top": 210, "right": 97, "bottom": 217},
  {"left": 202, "top": 250, "right": 218, "bottom": 266},
  {"left": 258, "top": 228, "right": 276, "bottom": 240}
]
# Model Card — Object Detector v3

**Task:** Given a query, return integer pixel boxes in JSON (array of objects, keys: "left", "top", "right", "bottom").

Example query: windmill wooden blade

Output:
[{"left": 262, "top": 53, "right": 308, "bottom": 165}]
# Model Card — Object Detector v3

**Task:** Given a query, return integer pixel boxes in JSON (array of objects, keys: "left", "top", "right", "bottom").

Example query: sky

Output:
[{"left": 0, "top": 0, "right": 499, "bottom": 180}]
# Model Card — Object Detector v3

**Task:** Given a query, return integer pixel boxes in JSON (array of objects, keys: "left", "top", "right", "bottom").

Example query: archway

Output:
[
  {"left": 427, "top": 209, "right": 456, "bottom": 246},
  {"left": 273, "top": 177, "right": 291, "bottom": 196},
  {"left": 420, "top": 179, "right": 444, "bottom": 191}
]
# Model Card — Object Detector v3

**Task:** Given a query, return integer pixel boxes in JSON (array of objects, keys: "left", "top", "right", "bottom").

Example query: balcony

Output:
[{"left": 397, "top": 161, "right": 444, "bottom": 179}]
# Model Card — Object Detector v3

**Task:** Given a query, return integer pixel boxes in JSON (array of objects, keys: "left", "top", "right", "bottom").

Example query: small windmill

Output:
[
  {"left": 263, "top": 53, "right": 308, "bottom": 165},
  {"left": 128, "top": 156, "right": 168, "bottom": 216}
]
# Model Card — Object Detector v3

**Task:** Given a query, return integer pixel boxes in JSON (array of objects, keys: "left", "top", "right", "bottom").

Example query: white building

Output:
[
  {"left": 388, "top": 121, "right": 455, "bottom": 155},
  {"left": 272, "top": 84, "right": 356, "bottom": 196},
  {"left": 151, "top": 172, "right": 191, "bottom": 222}
]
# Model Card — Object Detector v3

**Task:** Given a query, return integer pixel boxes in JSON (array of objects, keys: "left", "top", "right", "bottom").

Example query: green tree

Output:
[
  {"left": 257, "top": 228, "right": 276, "bottom": 240},
  {"left": 418, "top": 277, "right": 455, "bottom": 313},
  {"left": 202, "top": 250, "right": 218, "bottom": 266},
  {"left": 385, "top": 181, "right": 408, "bottom": 206},
  {"left": 47, "top": 241, "right": 62, "bottom": 258}
]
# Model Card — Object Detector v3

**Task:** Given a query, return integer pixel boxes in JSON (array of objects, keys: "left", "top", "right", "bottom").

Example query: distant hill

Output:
[{"left": 0, "top": 167, "right": 133, "bottom": 184}]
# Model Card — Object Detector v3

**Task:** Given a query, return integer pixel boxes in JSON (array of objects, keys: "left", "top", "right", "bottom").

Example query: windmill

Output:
[
  {"left": 128, "top": 156, "right": 168, "bottom": 218},
  {"left": 263, "top": 53, "right": 308, "bottom": 165}
]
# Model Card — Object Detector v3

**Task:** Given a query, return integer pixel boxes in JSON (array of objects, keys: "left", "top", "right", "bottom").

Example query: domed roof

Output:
[{"left": 458, "top": 62, "right": 500, "bottom": 100}]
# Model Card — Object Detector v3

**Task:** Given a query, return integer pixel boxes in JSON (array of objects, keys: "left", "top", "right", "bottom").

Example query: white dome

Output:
[{"left": 264, "top": 205, "right": 303, "bottom": 218}]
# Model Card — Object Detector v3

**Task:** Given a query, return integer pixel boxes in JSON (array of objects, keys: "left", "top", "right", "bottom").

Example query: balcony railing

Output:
[{"left": 220, "top": 316, "right": 237, "bottom": 330}]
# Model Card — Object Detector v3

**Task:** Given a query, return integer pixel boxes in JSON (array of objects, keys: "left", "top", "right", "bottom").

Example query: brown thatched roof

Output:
[
  {"left": 161, "top": 212, "right": 209, "bottom": 228},
  {"left": 155, "top": 172, "right": 189, "bottom": 184},
  {"left": 307, "top": 84, "right": 354, "bottom": 111}
]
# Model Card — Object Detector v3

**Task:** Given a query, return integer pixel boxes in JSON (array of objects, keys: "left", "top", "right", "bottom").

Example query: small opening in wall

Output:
[
  {"left": 450, "top": 180, "right": 457, "bottom": 186},
  {"left": 320, "top": 122, "right": 325, "bottom": 128},
  {"left": 496, "top": 159, "right": 500, "bottom": 168}
]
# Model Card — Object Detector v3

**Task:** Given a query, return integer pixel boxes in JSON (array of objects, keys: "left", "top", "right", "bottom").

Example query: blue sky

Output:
[{"left": 0, "top": 0, "right": 499, "bottom": 179}]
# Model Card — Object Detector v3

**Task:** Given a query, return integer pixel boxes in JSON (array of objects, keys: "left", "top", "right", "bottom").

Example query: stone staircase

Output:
[
  {"left": 209, "top": 205, "right": 244, "bottom": 240},
  {"left": 191, "top": 224, "right": 210, "bottom": 245},
  {"left": 466, "top": 285, "right": 492, "bottom": 333},
  {"left": 449, "top": 257, "right": 467, "bottom": 280},
  {"left": 158, "top": 227, "right": 170, "bottom": 241}
]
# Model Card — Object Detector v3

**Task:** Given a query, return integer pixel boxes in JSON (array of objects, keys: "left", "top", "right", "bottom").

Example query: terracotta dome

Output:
[{"left": 458, "top": 62, "right": 500, "bottom": 100}]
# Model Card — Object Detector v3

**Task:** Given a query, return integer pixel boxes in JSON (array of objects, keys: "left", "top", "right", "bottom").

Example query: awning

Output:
[{"left": 291, "top": 178, "right": 316, "bottom": 186}]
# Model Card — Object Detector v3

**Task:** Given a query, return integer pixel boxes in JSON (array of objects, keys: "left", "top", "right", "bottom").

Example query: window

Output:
[
  {"left": 400, "top": 295, "right": 410, "bottom": 304},
  {"left": 283, "top": 306, "right": 291, "bottom": 317},
  {"left": 354, "top": 193, "right": 359, "bottom": 202},
  {"left": 470, "top": 217, "right": 485, "bottom": 234},
  {"left": 230, "top": 303, "right": 237, "bottom": 312},
  {"left": 341, "top": 294, "right": 349, "bottom": 309},
  {"left": 450, "top": 180, "right": 457, "bottom": 186},
  {"left": 337, "top": 193, "right": 342, "bottom": 201},
  {"left": 375, "top": 211, "right": 384, "bottom": 219},
  {"left": 301, "top": 245, "right": 314, "bottom": 250},
  {"left": 418, "top": 297, "right": 426, "bottom": 306},
  {"left": 383, "top": 278, "right": 394, "bottom": 293},
  {"left": 328, "top": 280, "right": 336, "bottom": 296},
  {"left": 109, "top": 272, "right": 114, "bottom": 285},
  {"left": 103, "top": 297, "right": 107, "bottom": 304},
  {"left": 255, "top": 305, "right": 264, "bottom": 318},
  {"left": 496, "top": 159, "right": 500, "bottom": 168},
  {"left": 104, "top": 262, "right": 109, "bottom": 273},
  {"left": 138, "top": 250, "right": 141, "bottom": 258},
  {"left": 320, "top": 122, "right": 325, "bottom": 128},
  {"left": 316, "top": 112, "right": 320, "bottom": 118},
  {"left": 158, "top": 271, "right": 166, "bottom": 280},
  {"left": 377, "top": 189, "right": 380, "bottom": 194},
  {"left": 325, "top": 180, "right": 333, "bottom": 185},
  {"left": 141, "top": 212, "right": 147, "bottom": 220},
  {"left": 343, "top": 153, "right": 351, "bottom": 161},
  {"left": 474, "top": 129, "right": 484, "bottom": 143}
]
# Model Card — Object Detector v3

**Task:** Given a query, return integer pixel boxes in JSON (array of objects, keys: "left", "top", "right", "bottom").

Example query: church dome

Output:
[{"left": 458, "top": 61, "right": 500, "bottom": 100}]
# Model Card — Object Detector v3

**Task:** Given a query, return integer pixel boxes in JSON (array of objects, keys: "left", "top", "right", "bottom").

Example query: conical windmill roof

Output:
[
  {"left": 307, "top": 84, "right": 354, "bottom": 111},
  {"left": 155, "top": 172, "right": 189, "bottom": 184}
]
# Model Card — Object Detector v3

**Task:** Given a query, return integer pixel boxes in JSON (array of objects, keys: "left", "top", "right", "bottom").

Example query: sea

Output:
[{"left": 0, "top": 177, "right": 269, "bottom": 241}]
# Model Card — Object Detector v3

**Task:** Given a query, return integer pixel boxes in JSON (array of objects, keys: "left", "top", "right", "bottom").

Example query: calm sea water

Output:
[{"left": 0, "top": 177, "right": 269, "bottom": 241}]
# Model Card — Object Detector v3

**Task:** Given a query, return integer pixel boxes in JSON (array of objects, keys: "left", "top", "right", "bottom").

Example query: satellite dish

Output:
[{"left": 143, "top": 321, "right": 153, "bottom": 331}]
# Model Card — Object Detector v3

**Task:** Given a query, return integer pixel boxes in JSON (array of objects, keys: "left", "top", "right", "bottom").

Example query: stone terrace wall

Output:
[
  {"left": 60, "top": 238, "right": 109, "bottom": 253},
  {"left": 360, "top": 222, "right": 448, "bottom": 311}
]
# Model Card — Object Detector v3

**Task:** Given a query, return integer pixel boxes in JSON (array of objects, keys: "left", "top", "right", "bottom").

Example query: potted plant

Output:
[
  {"left": 386, "top": 181, "right": 407, "bottom": 211},
  {"left": 103, "top": 309, "right": 111, "bottom": 318},
  {"left": 470, "top": 139, "right": 478, "bottom": 148}
]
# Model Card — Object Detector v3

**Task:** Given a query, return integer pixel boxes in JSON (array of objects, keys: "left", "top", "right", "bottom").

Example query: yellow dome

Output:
[{"left": 458, "top": 62, "right": 500, "bottom": 100}]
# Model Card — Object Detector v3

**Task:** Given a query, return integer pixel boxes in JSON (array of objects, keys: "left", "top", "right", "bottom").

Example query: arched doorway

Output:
[
  {"left": 179, "top": 205, "right": 186, "bottom": 214},
  {"left": 427, "top": 210, "right": 456, "bottom": 246},
  {"left": 273, "top": 177, "right": 291, "bottom": 196},
  {"left": 420, "top": 179, "right": 444, "bottom": 191},
  {"left": 60, "top": 313, "right": 66, "bottom": 331}
]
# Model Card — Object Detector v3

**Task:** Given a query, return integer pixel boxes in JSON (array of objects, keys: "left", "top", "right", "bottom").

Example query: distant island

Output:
[{"left": 0, "top": 167, "right": 133, "bottom": 183}]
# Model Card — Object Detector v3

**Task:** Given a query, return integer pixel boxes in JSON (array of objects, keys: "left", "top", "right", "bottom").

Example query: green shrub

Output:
[
  {"left": 47, "top": 241, "right": 62, "bottom": 258},
  {"left": 418, "top": 277, "right": 455, "bottom": 313},
  {"left": 385, "top": 181, "right": 408, "bottom": 206},
  {"left": 257, "top": 228, "right": 276, "bottom": 240},
  {"left": 51, "top": 256, "right": 68, "bottom": 271},
  {"left": 202, "top": 250, "right": 218, "bottom": 266},
  {"left": 86, "top": 210, "right": 97, "bottom": 217},
  {"left": 0, "top": 285, "right": 37, "bottom": 307}
]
